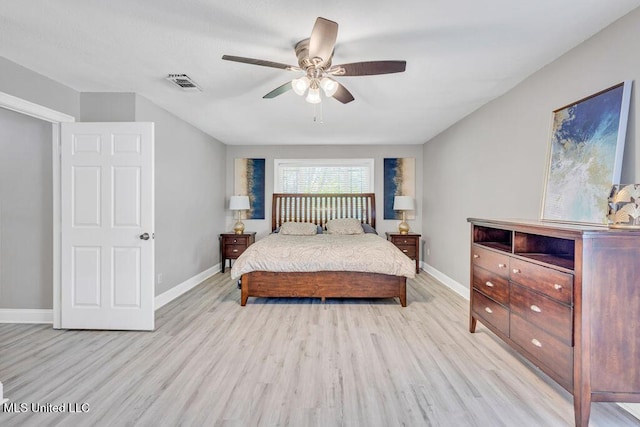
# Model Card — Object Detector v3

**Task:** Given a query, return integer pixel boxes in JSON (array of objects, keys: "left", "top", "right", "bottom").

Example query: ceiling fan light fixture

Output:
[
  {"left": 306, "top": 86, "right": 321, "bottom": 104},
  {"left": 319, "top": 77, "right": 338, "bottom": 97},
  {"left": 291, "top": 76, "right": 310, "bottom": 96}
]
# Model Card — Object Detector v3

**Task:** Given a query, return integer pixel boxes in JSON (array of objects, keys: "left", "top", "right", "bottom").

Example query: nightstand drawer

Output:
[
  {"left": 226, "top": 236, "right": 249, "bottom": 246},
  {"left": 395, "top": 245, "right": 416, "bottom": 258},
  {"left": 224, "top": 244, "right": 247, "bottom": 258},
  {"left": 390, "top": 236, "right": 417, "bottom": 246}
]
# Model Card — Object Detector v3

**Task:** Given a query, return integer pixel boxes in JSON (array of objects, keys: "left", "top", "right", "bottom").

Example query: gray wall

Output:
[
  {"left": 135, "top": 95, "right": 227, "bottom": 295},
  {"left": 0, "top": 57, "right": 80, "bottom": 118},
  {"left": 226, "top": 145, "right": 423, "bottom": 240},
  {"left": 80, "top": 92, "right": 136, "bottom": 122},
  {"left": 422, "top": 8, "right": 640, "bottom": 292},
  {"left": 0, "top": 108, "right": 53, "bottom": 309}
]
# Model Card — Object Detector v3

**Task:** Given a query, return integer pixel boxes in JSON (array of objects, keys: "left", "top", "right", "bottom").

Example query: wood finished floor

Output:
[{"left": 1, "top": 273, "right": 638, "bottom": 427}]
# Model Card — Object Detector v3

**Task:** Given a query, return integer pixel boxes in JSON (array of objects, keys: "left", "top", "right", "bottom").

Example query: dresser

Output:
[
  {"left": 386, "top": 232, "right": 421, "bottom": 273},
  {"left": 468, "top": 218, "right": 640, "bottom": 427},
  {"left": 219, "top": 232, "right": 255, "bottom": 273}
]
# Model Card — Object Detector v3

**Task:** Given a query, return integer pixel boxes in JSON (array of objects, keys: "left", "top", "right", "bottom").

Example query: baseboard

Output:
[
  {"left": 0, "top": 309, "right": 53, "bottom": 324},
  {"left": 154, "top": 264, "right": 220, "bottom": 310},
  {"left": 619, "top": 403, "right": 640, "bottom": 421},
  {"left": 421, "top": 261, "right": 469, "bottom": 300}
]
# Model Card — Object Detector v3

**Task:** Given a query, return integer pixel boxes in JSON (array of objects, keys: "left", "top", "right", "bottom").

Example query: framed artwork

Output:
[
  {"left": 383, "top": 158, "right": 416, "bottom": 220},
  {"left": 541, "top": 81, "right": 632, "bottom": 225},
  {"left": 234, "top": 158, "right": 265, "bottom": 219}
]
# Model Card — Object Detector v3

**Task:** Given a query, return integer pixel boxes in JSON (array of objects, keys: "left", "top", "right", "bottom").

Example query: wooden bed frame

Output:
[{"left": 240, "top": 193, "right": 407, "bottom": 307}]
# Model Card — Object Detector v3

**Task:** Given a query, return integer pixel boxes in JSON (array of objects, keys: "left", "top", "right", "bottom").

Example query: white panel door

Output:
[{"left": 61, "top": 122, "right": 154, "bottom": 330}]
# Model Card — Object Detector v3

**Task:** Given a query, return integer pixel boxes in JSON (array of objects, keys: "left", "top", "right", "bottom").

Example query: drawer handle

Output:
[
  {"left": 530, "top": 304, "right": 541, "bottom": 313},
  {"left": 402, "top": 249, "right": 408, "bottom": 253},
  {"left": 531, "top": 338, "right": 542, "bottom": 348},
  {"left": 512, "top": 268, "right": 521, "bottom": 274},
  {"left": 485, "top": 281, "right": 494, "bottom": 288},
  {"left": 233, "top": 239, "right": 238, "bottom": 243},
  {"left": 232, "top": 249, "right": 238, "bottom": 253},
  {"left": 554, "top": 284, "right": 563, "bottom": 291},
  {"left": 484, "top": 307, "right": 493, "bottom": 314},
  {"left": 498, "top": 263, "right": 506, "bottom": 269},
  {"left": 473, "top": 254, "right": 479, "bottom": 259}
]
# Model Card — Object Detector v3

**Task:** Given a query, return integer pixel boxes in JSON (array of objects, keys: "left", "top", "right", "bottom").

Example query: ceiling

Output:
[{"left": 1, "top": 1, "right": 639, "bottom": 146}]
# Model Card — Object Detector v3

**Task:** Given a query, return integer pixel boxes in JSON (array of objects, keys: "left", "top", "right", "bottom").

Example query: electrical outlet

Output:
[{"left": 157, "top": 273, "right": 163, "bottom": 284}]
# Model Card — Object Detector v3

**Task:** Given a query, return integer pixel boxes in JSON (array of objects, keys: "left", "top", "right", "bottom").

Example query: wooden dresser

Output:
[{"left": 468, "top": 218, "right": 640, "bottom": 427}]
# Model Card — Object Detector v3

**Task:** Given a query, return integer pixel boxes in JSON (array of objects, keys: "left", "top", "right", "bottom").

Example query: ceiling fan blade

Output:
[
  {"left": 263, "top": 81, "right": 293, "bottom": 99},
  {"left": 329, "top": 60, "right": 407, "bottom": 76},
  {"left": 331, "top": 83, "right": 355, "bottom": 104},
  {"left": 222, "top": 55, "right": 299, "bottom": 71},
  {"left": 308, "top": 17, "right": 338, "bottom": 67}
]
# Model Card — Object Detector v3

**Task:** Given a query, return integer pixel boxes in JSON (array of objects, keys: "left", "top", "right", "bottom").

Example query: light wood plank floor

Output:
[{"left": 1, "top": 273, "right": 638, "bottom": 426}]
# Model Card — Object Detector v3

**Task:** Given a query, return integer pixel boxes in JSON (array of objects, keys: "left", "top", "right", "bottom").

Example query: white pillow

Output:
[
  {"left": 279, "top": 222, "right": 318, "bottom": 235},
  {"left": 325, "top": 218, "right": 365, "bottom": 235}
]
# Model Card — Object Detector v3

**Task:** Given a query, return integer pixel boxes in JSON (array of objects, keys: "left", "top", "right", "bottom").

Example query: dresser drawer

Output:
[
  {"left": 395, "top": 244, "right": 416, "bottom": 258},
  {"left": 510, "top": 283, "right": 572, "bottom": 345},
  {"left": 471, "top": 245, "right": 510, "bottom": 278},
  {"left": 472, "top": 265, "right": 509, "bottom": 306},
  {"left": 509, "top": 258, "right": 573, "bottom": 304},
  {"left": 510, "top": 314, "right": 573, "bottom": 388},
  {"left": 224, "top": 244, "right": 247, "bottom": 258},
  {"left": 472, "top": 290, "right": 509, "bottom": 336}
]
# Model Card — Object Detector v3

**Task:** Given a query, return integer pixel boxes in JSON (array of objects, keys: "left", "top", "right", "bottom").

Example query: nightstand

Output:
[
  {"left": 386, "top": 232, "right": 421, "bottom": 274},
  {"left": 219, "top": 232, "right": 256, "bottom": 273}
]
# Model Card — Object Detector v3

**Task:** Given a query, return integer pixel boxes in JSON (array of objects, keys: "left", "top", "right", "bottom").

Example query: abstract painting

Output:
[
  {"left": 541, "top": 81, "right": 632, "bottom": 225},
  {"left": 234, "top": 158, "right": 265, "bottom": 220},
  {"left": 384, "top": 158, "right": 416, "bottom": 220}
]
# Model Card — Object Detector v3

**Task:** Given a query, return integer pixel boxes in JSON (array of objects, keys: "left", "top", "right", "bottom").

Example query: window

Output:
[{"left": 274, "top": 159, "right": 374, "bottom": 193}]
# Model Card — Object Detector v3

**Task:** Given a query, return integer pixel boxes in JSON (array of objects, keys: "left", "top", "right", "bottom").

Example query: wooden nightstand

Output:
[
  {"left": 386, "top": 232, "right": 421, "bottom": 274},
  {"left": 219, "top": 232, "right": 256, "bottom": 273}
]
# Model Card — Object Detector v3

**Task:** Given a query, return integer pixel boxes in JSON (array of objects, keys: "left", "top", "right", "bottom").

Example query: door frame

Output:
[{"left": 0, "top": 91, "right": 75, "bottom": 328}]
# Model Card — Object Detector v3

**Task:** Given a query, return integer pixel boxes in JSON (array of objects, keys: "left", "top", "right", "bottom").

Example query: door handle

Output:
[{"left": 139, "top": 232, "right": 150, "bottom": 240}]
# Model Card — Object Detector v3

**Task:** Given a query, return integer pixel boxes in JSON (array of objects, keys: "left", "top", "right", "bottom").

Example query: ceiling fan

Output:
[{"left": 222, "top": 17, "right": 407, "bottom": 104}]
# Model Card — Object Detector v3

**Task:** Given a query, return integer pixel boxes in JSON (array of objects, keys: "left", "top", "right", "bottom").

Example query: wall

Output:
[
  {"left": 422, "top": 9, "right": 640, "bottom": 291},
  {"left": 226, "top": 145, "right": 423, "bottom": 241},
  {"left": 135, "top": 95, "right": 227, "bottom": 295},
  {"left": 0, "top": 108, "right": 53, "bottom": 309},
  {"left": 80, "top": 92, "right": 136, "bottom": 121},
  {"left": 0, "top": 57, "right": 79, "bottom": 118}
]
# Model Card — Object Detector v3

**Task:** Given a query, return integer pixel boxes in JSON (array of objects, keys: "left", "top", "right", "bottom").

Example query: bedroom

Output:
[{"left": 1, "top": 1, "right": 640, "bottom": 425}]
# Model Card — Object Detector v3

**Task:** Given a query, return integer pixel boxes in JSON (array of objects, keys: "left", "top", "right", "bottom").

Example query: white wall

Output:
[
  {"left": 0, "top": 108, "right": 53, "bottom": 309},
  {"left": 226, "top": 144, "right": 423, "bottom": 242},
  {"left": 422, "top": 6, "right": 640, "bottom": 288}
]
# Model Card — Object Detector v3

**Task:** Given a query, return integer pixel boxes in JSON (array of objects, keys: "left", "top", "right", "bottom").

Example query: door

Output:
[{"left": 60, "top": 122, "right": 154, "bottom": 330}]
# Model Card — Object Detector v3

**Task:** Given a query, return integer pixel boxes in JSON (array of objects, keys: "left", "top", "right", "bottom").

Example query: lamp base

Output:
[
  {"left": 398, "top": 221, "right": 410, "bottom": 235},
  {"left": 233, "top": 221, "right": 245, "bottom": 234}
]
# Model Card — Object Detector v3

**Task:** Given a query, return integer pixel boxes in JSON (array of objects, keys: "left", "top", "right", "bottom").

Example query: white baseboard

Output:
[
  {"left": 421, "top": 261, "right": 469, "bottom": 300},
  {"left": 154, "top": 264, "right": 219, "bottom": 310},
  {"left": 619, "top": 403, "right": 640, "bottom": 421},
  {"left": 0, "top": 309, "right": 53, "bottom": 324}
]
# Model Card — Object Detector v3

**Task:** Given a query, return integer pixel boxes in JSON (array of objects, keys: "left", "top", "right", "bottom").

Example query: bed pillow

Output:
[
  {"left": 325, "top": 218, "right": 365, "bottom": 235},
  {"left": 361, "top": 223, "right": 377, "bottom": 234},
  {"left": 279, "top": 222, "right": 319, "bottom": 235}
]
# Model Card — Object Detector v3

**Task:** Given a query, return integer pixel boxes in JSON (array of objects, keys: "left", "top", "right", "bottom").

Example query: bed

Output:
[{"left": 231, "top": 193, "right": 415, "bottom": 306}]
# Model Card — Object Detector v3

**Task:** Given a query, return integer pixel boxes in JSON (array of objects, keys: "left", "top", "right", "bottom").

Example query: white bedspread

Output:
[{"left": 230, "top": 233, "right": 416, "bottom": 280}]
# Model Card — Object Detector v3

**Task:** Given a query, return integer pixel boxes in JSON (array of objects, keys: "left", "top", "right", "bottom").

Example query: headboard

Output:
[{"left": 272, "top": 193, "right": 376, "bottom": 231}]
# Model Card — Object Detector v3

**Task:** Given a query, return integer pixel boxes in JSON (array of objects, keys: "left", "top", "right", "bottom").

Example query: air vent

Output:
[{"left": 166, "top": 74, "right": 202, "bottom": 91}]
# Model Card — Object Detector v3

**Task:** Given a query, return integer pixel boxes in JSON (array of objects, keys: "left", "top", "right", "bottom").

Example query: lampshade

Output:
[
  {"left": 305, "top": 87, "right": 321, "bottom": 104},
  {"left": 320, "top": 77, "right": 338, "bottom": 97},
  {"left": 292, "top": 76, "right": 310, "bottom": 96},
  {"left": 393, "top": 196, "right": 414, "bottom": 211},
  {"left": 229, "top": 195, "right": 250, "bottom": 211}
]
